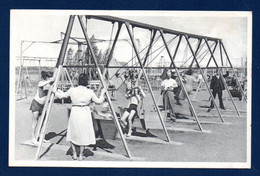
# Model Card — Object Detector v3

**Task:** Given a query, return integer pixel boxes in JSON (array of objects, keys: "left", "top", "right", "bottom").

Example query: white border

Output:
[{"left": 9, "top": 10, "right": 252, "bottom": 168}]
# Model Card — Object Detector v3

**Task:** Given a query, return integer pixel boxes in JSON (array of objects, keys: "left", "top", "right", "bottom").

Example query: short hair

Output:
[
  {"left": 47, "top": 71, "right": 53, "bottom": 77},
  {"left": 185, "top": 69, "right": 193, "bottom": 75},
  {"left": 41, "top": 71, "right": 48, "bottom": 80},
  {"left": 78, "top": 73, "right": 89, "bottom": 86}
]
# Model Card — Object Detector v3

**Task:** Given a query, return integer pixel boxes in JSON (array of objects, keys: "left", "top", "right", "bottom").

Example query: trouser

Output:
[
  {"left": 210, "top": 89, "right": 225, "bottom": 109},
  {"left": 174, "top": 86, "right": 182, "bottom": 100},
  {"left": 162, "top": 90, "right": 176, "bottom": 117}
]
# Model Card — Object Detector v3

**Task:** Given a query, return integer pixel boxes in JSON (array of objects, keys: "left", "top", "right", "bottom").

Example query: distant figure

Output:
[
  {"left": 182, "top": 69, "right": 197, "bottom": 95},
  {"left": 207, "top": 70, "right": 226, "bottom": 112},
  {"left": 54, "top": 73, "right": 106, "bottom": 161},
  {"left": 180, "top": 69, "right": 199, "bottom": 116},
  {"left": 161, "top": 69, "right": 178, "bottom": 121},
  {"left": 30, "top": 71, "right": 54, "bottom": 145}
]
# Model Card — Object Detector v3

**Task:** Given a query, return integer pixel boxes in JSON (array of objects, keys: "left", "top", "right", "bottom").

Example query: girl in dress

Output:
[
  {"left": 54, "top": 73, "right": 106, "bottom": 161},
  {"left": 30, "top": 71, "right": 54, "bottom": 145}
]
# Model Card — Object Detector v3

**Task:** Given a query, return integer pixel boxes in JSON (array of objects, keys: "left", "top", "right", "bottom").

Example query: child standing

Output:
[{"left": 30, "top": 71, "right": 54, "bottom": 144}]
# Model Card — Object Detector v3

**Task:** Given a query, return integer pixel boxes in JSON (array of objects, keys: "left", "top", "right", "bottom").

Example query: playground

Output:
[
  {"left": 10, "top": 14, "right": 250, "bottom": 167},
  {"left": 14, "top": 87, "right": 247, "bottom": 162}
]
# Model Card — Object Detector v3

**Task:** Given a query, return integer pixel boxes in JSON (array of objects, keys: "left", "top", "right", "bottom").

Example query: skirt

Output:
[
  {"left": 29, "top": 99, "right": 44, "bottom": 114},
  {"left": 67, "top": 106, "right": 96, "bottom": 146}
]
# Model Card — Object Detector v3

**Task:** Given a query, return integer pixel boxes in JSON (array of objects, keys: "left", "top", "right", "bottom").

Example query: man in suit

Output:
[{"left": 207, "top": 70, "right": 226, "bottom": 112}]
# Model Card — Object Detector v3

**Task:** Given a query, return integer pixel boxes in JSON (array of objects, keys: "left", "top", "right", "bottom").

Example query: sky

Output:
[{"left": 10, "top": 10, "right": 251, "bottom": 67}]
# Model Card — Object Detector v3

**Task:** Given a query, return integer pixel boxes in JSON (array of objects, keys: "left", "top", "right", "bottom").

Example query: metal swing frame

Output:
[{"left": 34, "top": 15, "right": 246, "bottom": 160}]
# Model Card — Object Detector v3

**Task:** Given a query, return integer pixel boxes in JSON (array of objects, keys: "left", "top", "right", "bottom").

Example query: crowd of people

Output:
[{"left": 29, "top": 67, "right": 246, "bottom": 160}]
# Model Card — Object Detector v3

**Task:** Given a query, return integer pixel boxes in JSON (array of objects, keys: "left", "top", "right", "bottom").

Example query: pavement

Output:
[{"left": 12, "top": 89, "right": 248, "bottom": 163}]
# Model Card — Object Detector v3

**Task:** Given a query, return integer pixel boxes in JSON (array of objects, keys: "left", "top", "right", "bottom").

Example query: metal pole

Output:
[
  {"left": 106, "top": 23, "right": 122, "bottom": 67},
  {"left": 97, "top": 22, "right": 122, "bottom": 93},
  {"left": 78, "top": 15, "right": 132, "bottom": 158},
  {"left": 192, "top": 42, "right": 217, "bottom": 101},
  {"left": 191, "top": 43, "right": 218, "bottom": 101},
  {"left": 192, "top": 80, "right": 202, "bottom": 101},
  {"left": 64, "top": 68, "right": 74, "bottom": 87},
  {"left": 206, "top": 42, "right": 218, "bottom": 67},
  {"left": 204, "top": 39, "right": 240, "bottom": 116},
  {"left": 184, "top": 36, "right": 225, "bottom": 123},
  {"left": 219, "top": 41, "right": 224, "bottom": 67},
  {"left": 38, "top": 60, "right": 41, "bottom": 81},
  {"left": 143, "top": 30, "right": 157, "bottom": 66},
  {"left": 138, "top": 30, "right": 157, "bottom": 80},
  {"left": 220, "top": 41, "right": 246, "bottom": 102},
  {"left": 16, "top": 41, "right": 23, "bottom": 97},
  {"left": 35, "top": 15, "right": 75, "bottom": 160},
  {"left": 125, "top": 22, "right": 173, "bottom": 140},
  {"left": 189, "top": 39, "right": 202, "bottom": 68},
  {"left": 159, "top": 31, "right": 203, "bottom": 131}
]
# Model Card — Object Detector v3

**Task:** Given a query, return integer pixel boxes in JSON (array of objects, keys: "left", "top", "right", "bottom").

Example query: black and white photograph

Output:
[{"left": 9, "top": 10, "right": 251, "bottom": 168}]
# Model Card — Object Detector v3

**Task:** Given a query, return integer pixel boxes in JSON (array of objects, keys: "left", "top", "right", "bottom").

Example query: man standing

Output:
[
  {"left": 161, "top": 69, "right": 178, "bottom": 121},
  {"left": 207, "top": 70, "right": 226, "bottom": 112}
]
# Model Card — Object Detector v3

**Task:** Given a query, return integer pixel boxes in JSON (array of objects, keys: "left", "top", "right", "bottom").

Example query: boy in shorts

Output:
[{"left": 30, "top": 71, "right": 54, "bottom": 144}]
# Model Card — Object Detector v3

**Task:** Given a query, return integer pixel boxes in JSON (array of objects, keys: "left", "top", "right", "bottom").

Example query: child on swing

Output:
[{"left": 120, "top": 70, "right": 146, "bottom": 137}]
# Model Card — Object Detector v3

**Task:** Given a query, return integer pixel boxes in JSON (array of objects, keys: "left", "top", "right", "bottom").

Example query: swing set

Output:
[{"left": 32, "top": 15, "right": 247, "bottom": 160}]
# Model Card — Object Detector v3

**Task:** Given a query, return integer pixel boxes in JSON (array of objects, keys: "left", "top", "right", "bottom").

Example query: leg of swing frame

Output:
[
  {"left": 220, "top": 41, "right": 246, "bottom": 102},
  {"left": 97, "top": 23, "right": 122, "bottom": 93},
  {"left": 35, "top": 66, "right": 63, "bottom": 160},
  {"left": 35, "top": 68, "right": 58, "bottom": 140},
  {"left": 192, "top": 80, "right": 202, "bottom": 101},
  {"left": 64, "top": 68, "right": 74, "bottom": 87},
  {"left": 79, "top": 15, "right": 132, "bottom": 158},
  {"left": 125, "top": 23, "right": 172, "bottom": 141},
  {"left": 184, "top": 35, "right": 225, "bottom": 123},
  {"left": 160, "top": 32, "right": 203, "bottom": 131},
  {"left": 204, "top": 39, "right": 241, "bottom": 116},
  {"left": 35, "top": 15, "right": 75, "bottom": 160}
]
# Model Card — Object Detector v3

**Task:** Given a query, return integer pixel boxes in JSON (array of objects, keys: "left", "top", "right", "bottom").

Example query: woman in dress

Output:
[
  {"left": 30, "top": 71, "right": 54, "bottom": 145},
  {"left": 54, "top": 73, "right": 106, "bottom": 161}
]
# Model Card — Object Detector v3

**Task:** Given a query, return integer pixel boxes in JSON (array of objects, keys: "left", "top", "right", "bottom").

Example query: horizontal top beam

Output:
[
  {"left": 85, "top": 15, "right": 221, "bottom": 41},
  {"left": 63, "top": 65, "right": 232, "bottom": 69}
]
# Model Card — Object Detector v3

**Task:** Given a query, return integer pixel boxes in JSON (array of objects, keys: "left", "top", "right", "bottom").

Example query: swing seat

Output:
[
  {"left": 230, "top": 89, "right": 242, "bottom": 98},
  {"left": 95, "top": 118, "right": 118, "bottom": 140}
]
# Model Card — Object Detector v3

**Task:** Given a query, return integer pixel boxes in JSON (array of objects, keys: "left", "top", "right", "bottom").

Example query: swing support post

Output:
[
  {"left": 125, "top": 22, "right": 172, "bottom": 141},
  {"left": 159, "top": 31, "right": 203, "bottom": 131},
  {"left": 220, "top": 41, "right": 246, "bottom": 102},
  {"left": 189, "top": 39, "right": 202, "bottom": 68},
  {"left": 204, "top": 39, "right": 240, "bottom": 116},
  {"left": 184, "top": 35, "right": 225, "bottom": 123},
  {"left": 78, "top": 15, "right": 132, "bottom": 158},
  {"left": 35, "top": 15, "right": 76, "bottom": 160},
  {"left": 192, "top": 41, "right": 218, "bottom": 101}
]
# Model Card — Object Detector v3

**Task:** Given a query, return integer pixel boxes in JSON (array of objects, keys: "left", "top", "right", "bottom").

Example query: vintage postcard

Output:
[{"left": 9, "top": 10, "right": 251, "bottom": 168}]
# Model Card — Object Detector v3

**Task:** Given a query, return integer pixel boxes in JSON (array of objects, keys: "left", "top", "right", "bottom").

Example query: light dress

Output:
[
  {"left": 184, "top": 75, "right": 197, "bottom": 93},
  {"left": 55, "top": 86, "right": 104, "bottom": 146}
]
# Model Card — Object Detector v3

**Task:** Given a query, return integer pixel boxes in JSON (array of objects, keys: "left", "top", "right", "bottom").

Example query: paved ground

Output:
[{"left": 13, "top": 89, "right": 248, "bottom": 162}]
